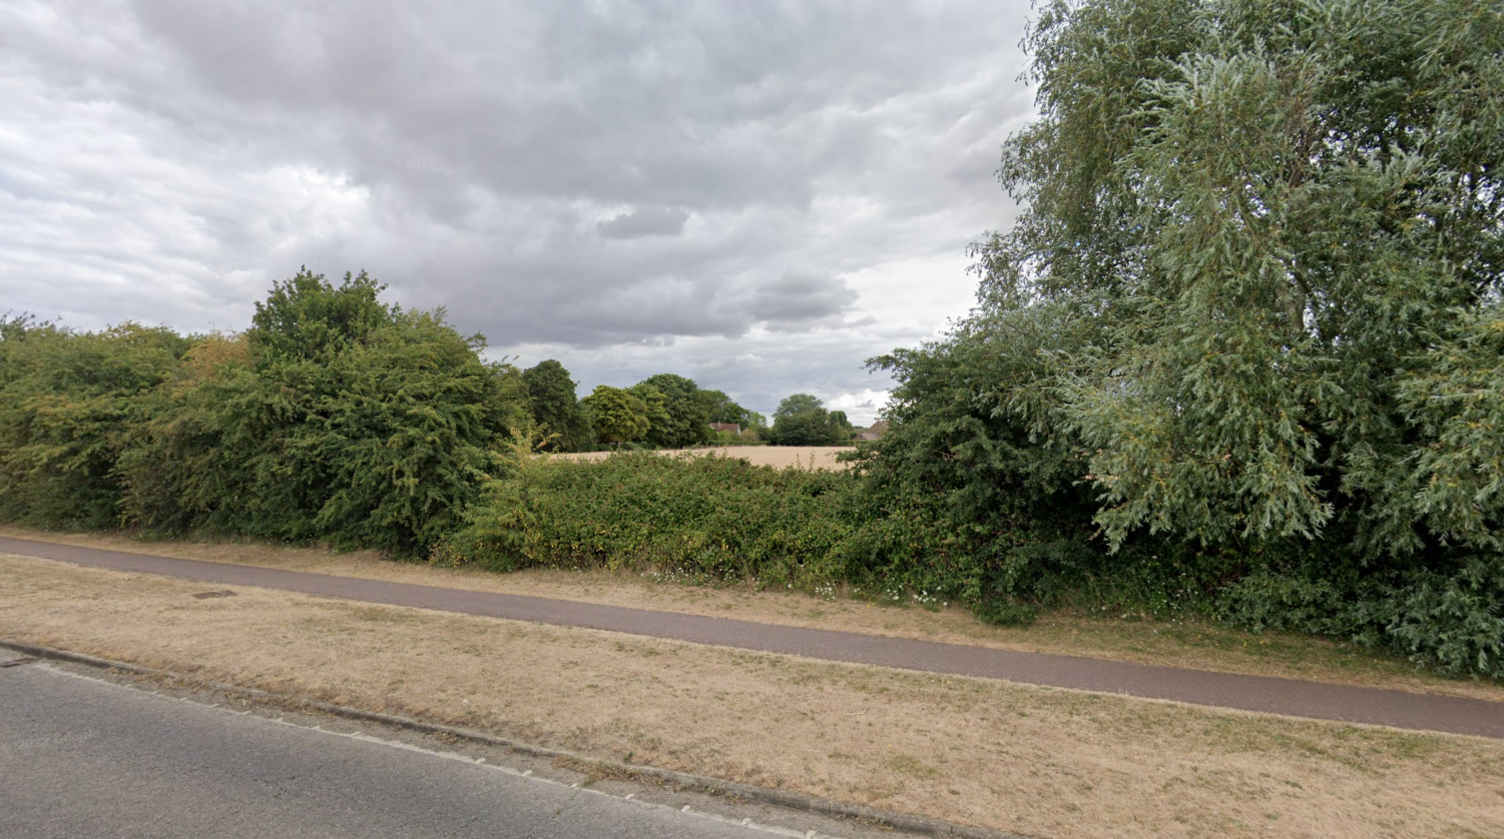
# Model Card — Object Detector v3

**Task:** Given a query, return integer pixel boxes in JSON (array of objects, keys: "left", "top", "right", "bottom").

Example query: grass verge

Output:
[
  {"left": 3, "top": 525, "right": 1501, "bottom": 703},
  {"left": 3, "top": 552, "right": 1503, "bottom": 839}
]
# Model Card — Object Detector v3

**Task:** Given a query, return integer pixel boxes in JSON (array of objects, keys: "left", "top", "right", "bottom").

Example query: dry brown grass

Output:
[
  {"left": 2, "top": 552, "right": 1501, "bottom": 839},
  {"left": 548, "top": 445, "right": 855, "bottom": 470},
  {"left": 4, "top": 525, "right": 1500, "bottom": 703}
]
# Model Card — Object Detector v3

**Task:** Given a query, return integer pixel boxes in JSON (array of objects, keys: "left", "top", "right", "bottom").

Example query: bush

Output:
[
  {"left": 1217, "top": 556, "right": 1504, "bottom": 679},
  {"left": 438, "top": 452, "right": 855, "bottom": 587},
  {"left": 0, "top": 272, "right": 529, "bottom": 557},
  {"left": 0, "top": 317, "right": 188, "bottom": 530}
]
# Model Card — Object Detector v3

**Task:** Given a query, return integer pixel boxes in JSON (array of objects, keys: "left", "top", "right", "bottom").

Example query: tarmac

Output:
[{"left": 3, "top": 534, "right": 1501, "bottom": 739}]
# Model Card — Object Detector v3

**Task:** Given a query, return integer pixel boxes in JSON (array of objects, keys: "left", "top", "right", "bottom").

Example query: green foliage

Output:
[
  {"left": 847, "top": 0, "right": 1504, "bottom": 674},
  {"left": 695, "top": 389, "right": 760, "bottom": 430},
  {"left": 439, "top": 452, "right": 854, "bottom": 587},
  {"left": 1218, "top": 556, "right": 1504, "bottom": 678},
  {"left": 626, "top": 383, "right": 673, "bottom": 442},
  {"left": 522, "top": 360, "right": 594, "bottom": 452},
  {"left": 847, "top": 305, "right": 1118, "bottom": 616},
  {"left": 767, "top": 394, "right": 849, "bottom": 445},
  {"left": 249, "top": 267, "right": 391, "bottom": 363},
  {"left": 0, "top": 271, "right": 528, "bottom": 557},
  {"left": 982, "top": 0, "right": 1504, "bottom": 558},
  {"left": 633, "top": 373, "right": 713, "bottom": 449},
  {"left": 582, "top": 385, "right": 651, "bottom": 446},
  {"left": 0, "top": 316, "right": 189, "bottom": 529}
]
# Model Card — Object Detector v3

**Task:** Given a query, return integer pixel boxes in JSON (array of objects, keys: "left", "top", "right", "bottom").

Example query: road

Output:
[{"left": 0, "top": 660, "right": 826, "bottom": 839}]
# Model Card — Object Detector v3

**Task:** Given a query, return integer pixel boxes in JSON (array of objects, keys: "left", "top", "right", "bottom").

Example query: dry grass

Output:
[
  {"left": 2, "top": 552, "right": 1501, "bottom": 839},
  {"left": 547, "top": 445, "right": 855, "bottom": 470},
  {"left": 4, "top": 525, "right": 1501, "bottom": 703}
]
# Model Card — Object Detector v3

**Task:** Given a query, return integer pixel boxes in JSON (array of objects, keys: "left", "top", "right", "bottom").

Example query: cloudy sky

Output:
[{"left": 2, "top": 0, "right": 1036, "bottom": 424}]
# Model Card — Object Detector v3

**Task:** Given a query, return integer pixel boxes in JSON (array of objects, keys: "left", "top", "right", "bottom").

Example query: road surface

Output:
[{"left": 0, "top": 659, "right": 843, "bottom": 839}]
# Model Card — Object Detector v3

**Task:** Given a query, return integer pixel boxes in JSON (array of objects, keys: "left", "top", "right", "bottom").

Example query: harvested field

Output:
[
  {"left": 3, "top": 551, "right": 1502, "bottom": 839},
  {"left": 547, "top": 445, "right": 855, "bottom": 470},
  {"left": 4, "top": 526, "right": 1500, "bottom": 703}
]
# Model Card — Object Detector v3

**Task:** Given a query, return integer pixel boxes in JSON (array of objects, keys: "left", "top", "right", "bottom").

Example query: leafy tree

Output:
[
  {"left": 695, "top": 389, "right": 758, "bottom": 429},
  {"left": 853, "top": 305, "right": 1107, "bottom": 618},
  {"left": 828, "top": 410, "right": 854, "bottom": 442},
  {"left": 583, "top": 385, "right": 651, "bottom": 446},
  {"left": 767, "top": 394, "right": 848, "bottom": 446},
  {"left": 248, "top": 267, "right": 390, "bottom": 363},
  {"left": 522, "top": 360, "right": 593, "bottom": 452},
  {"left": 773, "top": 393, "right": 823, "bottom": 419},
  {"left": 108, "top": 270, "right": 529, "bottom": 556},
  {"left": 626, "top": 383, "right": 672, "bottom": 441},
  {"left": 633, "top": 373, "right": 712, "bottom": 448},
  {"left": 977, "top": 0, "right": 1503, "bottom": 561},
  {"left": 895, "top": 0, "right": 1504, "bottom": 669}
]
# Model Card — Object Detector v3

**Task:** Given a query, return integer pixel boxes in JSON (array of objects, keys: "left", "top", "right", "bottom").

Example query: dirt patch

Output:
[
  {"left": 3, "top": 553, "right": 1502, "bottom": 839},
  {"left": 548, "top": 445, "right": 856, "bottom": 470},
  {"left": 4, "top": 525, "right": 1500, "bottom": 703}
]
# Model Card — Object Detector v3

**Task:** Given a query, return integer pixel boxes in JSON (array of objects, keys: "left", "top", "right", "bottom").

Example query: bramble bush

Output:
[{"left": 436, "top": 451, "right": 854, "bottom": 588}]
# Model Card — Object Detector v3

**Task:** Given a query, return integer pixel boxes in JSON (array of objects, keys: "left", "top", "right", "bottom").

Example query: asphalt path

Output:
[
  {"left": 0, "top": 660, "right": 823, "bottom": 839},
  {"left": 3, "top": 535, "right": 1502, "bottom": 739}
]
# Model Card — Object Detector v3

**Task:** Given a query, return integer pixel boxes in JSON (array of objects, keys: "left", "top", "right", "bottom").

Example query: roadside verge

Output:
[
  {"left": 3, "top": 534, "right": 1500, "bottom": 738},
  {"left": 0, "top": 638, "right": 1020, "bottom": 839}
]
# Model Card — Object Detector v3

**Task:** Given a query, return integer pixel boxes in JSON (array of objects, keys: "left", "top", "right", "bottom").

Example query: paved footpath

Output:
[{"left": 3, "top": 535, "right": 1502, "bottom": 739}]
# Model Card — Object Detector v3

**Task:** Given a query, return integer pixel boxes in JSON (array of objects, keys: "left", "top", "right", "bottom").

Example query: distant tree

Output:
[
  {"left": 768, "top": 393, "right": 848, "bottom": 446},
  {"left": 773, "top": 393, "right": 823, "bottom": 419},
  {"left": 583, "top": 385, "right": 651, "bottom": 446},
  {"left": 633, "top": 373, "right": 712, "bottom": 448},
  {"left": 626, "top": 383, "right": 673, "bottom": 441},
  {"left": 522, "top": 360, "right": 593, "bottom": 452},
  {"left": 695, "top": 389, "right": 758, "bottom": 429},
  {"left": 828, "top": 410, "right": 855, "bottom": 442}
]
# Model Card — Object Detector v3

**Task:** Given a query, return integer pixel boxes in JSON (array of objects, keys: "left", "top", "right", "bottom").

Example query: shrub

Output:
[{"left": 438, "top": 452, "right": 854, "bottom": 587}]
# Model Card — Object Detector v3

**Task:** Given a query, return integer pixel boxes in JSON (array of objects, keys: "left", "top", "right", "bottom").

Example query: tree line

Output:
[
  {"left": 0, "top": 268, "right": 860, "bottom": 553},
  {"left": 527, "top": 364, "right": 859, "bottom": 450}
]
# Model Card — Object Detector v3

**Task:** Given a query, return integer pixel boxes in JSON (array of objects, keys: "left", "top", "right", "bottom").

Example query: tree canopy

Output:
[
  {"left": 1, "top": 270, "right": 528, "bottom": 556},
  {"left": 857, "top": 0, "right": 1504, "bottom": 672},
  {"left": 522, "top": 360, "right": 593, "bottom": 452},
  {"left": 695, "top": 389, "right": 761, "bottom": 430},
  {"left": 768, "top": 394, "right": 851, "bottom": 446},
  {"left": 632, "top": 373, "right": 712, "bottom": 449},
  {"left": 971, "top": 0, "right": 1503, "bottom": 559},
  {"left": 582, "top": 385, "right": 651, "bottom": 446}
]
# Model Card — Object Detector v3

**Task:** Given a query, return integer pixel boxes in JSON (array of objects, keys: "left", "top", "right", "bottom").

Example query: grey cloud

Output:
[
  {"left": 597, "top": 207, "right": 690, "bottom": 239},
  {"left": 740, "top": 270, "right": 855, "bottom": 329},
  {"left": 2, "top": 0, "right": 1033, "bottom": 409}
]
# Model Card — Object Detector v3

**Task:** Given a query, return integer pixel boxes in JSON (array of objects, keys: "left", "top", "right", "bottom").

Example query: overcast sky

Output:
[{"left": 1, "top": 0, "right": 1036, "bottom": 424}]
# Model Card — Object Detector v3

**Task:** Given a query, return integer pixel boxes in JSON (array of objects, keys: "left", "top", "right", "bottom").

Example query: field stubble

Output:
[{"left": 547, "top": 445, "right": 855, "bottom": 470}]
